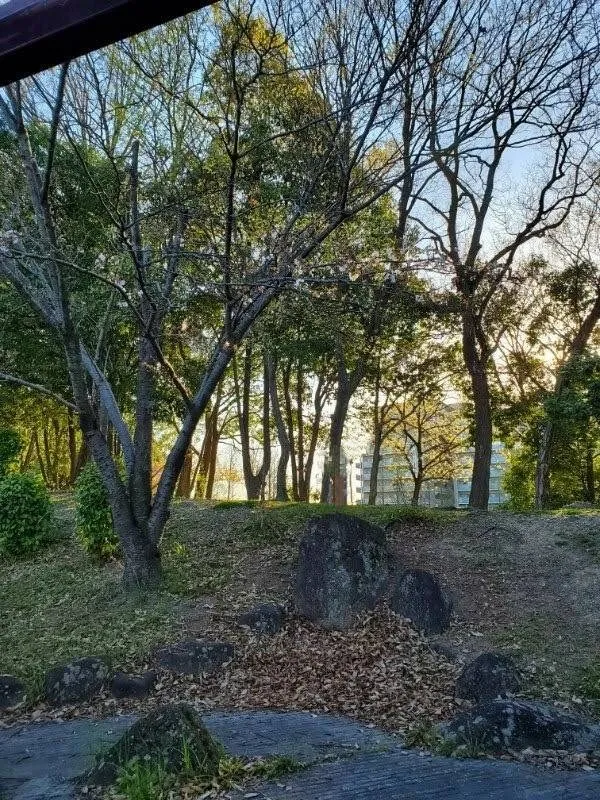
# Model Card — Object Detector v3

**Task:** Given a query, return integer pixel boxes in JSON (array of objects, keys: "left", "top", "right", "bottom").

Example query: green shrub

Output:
[
  {"left": 214, "top": 499, "right": 261, "bottom": 509},
  {"left": 502, "top": 445, "right": 535, "bottom": 510},
  {"left": 0, "top": 472, "right": 55, "bottom": 557},
  {"left": 75, "top": 462, "right": 119, "bottom": 559},
  {"left": 0, "top": 428, "right": 22, "bottom": 477}
]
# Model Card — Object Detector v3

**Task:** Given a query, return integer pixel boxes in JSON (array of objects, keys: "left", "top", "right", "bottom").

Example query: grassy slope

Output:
[
  {"left": 0, "top": 499, "right": 455, "bottom": 695},
  {"left": 3, "top": 497, "right": 599, "bottom": 705}
]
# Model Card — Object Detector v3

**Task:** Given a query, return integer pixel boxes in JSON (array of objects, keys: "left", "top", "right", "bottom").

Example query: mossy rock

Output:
[
  {"left": 84, "top": 703, "right": 222, "bottom": 785},
  {"left": 294, "top": 513, "right": 390, "bottom": 629}
]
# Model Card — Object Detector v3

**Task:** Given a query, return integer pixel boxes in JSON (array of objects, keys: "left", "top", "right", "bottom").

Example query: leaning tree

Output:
[{"left": 0, "top": 0, "right": 446, "bottom": 586}]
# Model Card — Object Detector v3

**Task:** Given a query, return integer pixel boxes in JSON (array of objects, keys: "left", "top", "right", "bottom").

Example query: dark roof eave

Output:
[{"left": 0, "top": 0, "right": 216, "bottom": 86}]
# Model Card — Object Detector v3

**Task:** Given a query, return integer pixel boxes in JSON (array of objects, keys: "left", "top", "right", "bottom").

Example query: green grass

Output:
[
  {"left": 549, "top": 507, "right": 600, "bottom": 517},
  {"left": 0, "top": 501, "right": 184, "bottom": 695},
  {"left": 113, "top": 753, "right": 304, "bottom": 800},
  {"left": 490, "top": 613, "right": 558, "bottom": 654},
  {"left": 574, "top": 658, "right": 600, "bottom": 700},
  {"left": 0, "top": 540, "right": 180, "bottom": 694},
  {"left": 404, "top": 721, "right": 485, "bottom": 759},
  {"left": 556, "top": 527, "right": 600, "bottom": 561},
  {"left": 115, "top": 759, "right": 172, "bottom": 800},
  {"left": 216, "top": 754, "right": 305, "bottom": 787}
]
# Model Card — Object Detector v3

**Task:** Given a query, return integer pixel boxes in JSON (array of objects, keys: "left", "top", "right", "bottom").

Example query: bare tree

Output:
[
  {"left": 412, "top": 0, "right": 600, "bottom": 508},
  {"left": 397, "top": 396, "right": 468, "bottom": 506}
]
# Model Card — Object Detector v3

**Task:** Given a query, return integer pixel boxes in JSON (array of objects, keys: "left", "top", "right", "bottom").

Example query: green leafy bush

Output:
[
  {"left": 0, "top": 472, "right": 55, "bottom": 557},
  {"left": 75, "top": 462, "right": 119, "bottom": 559},
  {"left": 0, "top": 428, "right": 23, "bottom": 477},
  {"left": 502, "top": 446, "right": 535, "bottom": 510}
]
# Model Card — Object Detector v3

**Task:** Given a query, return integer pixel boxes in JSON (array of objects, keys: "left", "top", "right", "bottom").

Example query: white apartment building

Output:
[{"left": 355, "top": 442, "right": 509, "bottom": 508}]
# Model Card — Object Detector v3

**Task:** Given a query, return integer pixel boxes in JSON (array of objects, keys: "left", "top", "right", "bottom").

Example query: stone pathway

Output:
[{"left": 1, "top": 711, "right": 599, "bottom": 799}]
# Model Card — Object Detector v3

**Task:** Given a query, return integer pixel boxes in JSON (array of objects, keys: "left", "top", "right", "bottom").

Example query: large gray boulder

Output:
[
  {"left": 84, "top": 703, "right": 222, "bottom": 785},
  {"left": 154, "top": 640, "right": 234, "bottom": 675},
  {"left": 456, "top": 652, "right": 521, "bottom": 702},
  {"left": 294, "top": 513, "right": 390, "bottom": 629},
  {"left": 443, "top": 699, "right": 600, "bottom": 752},
  {"left": 389, "top": 569, "right": 452, "bottom": 635},
  {"left": 44, "top": 657, "right": 109, "bottom": 705}
]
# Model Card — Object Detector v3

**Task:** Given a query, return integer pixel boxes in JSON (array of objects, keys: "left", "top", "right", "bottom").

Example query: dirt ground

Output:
[
  {"left": 387, "top": 512, "right": 600, "bottom": 692},
  {"left": 178, "top": 505, "right": 600, "bottom": 698},
  {"left": 3, "top": 503, "right": 600, "bottom": 734}
]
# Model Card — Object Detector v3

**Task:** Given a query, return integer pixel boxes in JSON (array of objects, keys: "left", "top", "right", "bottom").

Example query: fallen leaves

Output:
[{"left": 197, "top": 607, "right": 460, "bottom": 733}]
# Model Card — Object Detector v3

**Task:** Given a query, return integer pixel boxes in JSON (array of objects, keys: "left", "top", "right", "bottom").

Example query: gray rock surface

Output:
[
  {"left": 43, "top": 658, "right": 108, "bottom": 705},
  {"left": 294, "top": 513, "right": 390, "bottom": 629},
  {"left": 238, "top": 602, "right": 285, "bottom": 634},
  {"left": 0, "top": 675, "right": 25, "bottom": 709},
  {"left": 228, "top": 748, "right": 600, "bottom": 799},
  {"left": 443, "top": 698, "right": 600, "bottom": 751},
  {"left": 0, "top": 710, "right": 394, "bottom": 800},
  {"left": 389, "top": 569, "right": 452, "bottom": 634},
  {"left": 2, "top": 711, "right": 599, "bottom": 800},
  {"left": 154, "top": 639, "right": 234, "bottom": 674},
  {"left": 455, "top": 652, "right": 521, "bottom": 701}
]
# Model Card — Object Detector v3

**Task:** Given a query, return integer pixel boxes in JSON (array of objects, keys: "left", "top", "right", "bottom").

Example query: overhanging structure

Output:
[{"left": 0, "top": 0, "right": 217, "bottom": 86}]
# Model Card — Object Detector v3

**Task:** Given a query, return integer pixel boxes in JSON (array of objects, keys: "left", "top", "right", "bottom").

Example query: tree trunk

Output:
[
  {"left": 234, "top": 343, "right": 271, "bottom": 500},
  {"left": 282, "top": 362, "right": 299, "bottom": 500},
  {"left": 368, "top": 364, "right": 382, "bottom": 506},
  {"left": 42, "top": 426, "right": 55, "bottom": 487},
  {"left": 120, "top": 527, "right": 161, "bottom": 589},
  {"left": 33, "top": 431, "right": 48, "bottom": 485},
  {"left": 296, "top": 362, "right": 305, "bottom": 497},
  {"left": 322, "top": 388, "right": 350, "bottom": 505},
  {"left": 267, "top": 354, "right": 290, "bottom": 501},
  {"left": 535, "top": 422, "right": 553, "bottom": 509},
  {"left": 205, "top": 423, "right": 219, "bottom": 499},
  {"left": 462, "top": 312, "right": 492, "bottom": 510},
  {"left": 585, "top": 444, "right": 595, "bottom": 503},
  {"left": 411, "top": 474, "right": 423, "bottom": 506},
  {"left": 535, "top": 292, "right": 600, "bottom": 508},
  {"left": 130, "top": 324, "right": 156, "bottom": 531},
  {"left": 67, "top": 409, "right": 78, "bottom": 484},
  {"left": 176, "top": 447, "right": 193, "bottom": 498},
  {"left": 21, "top": 432, "right": 36, "bottom": 472},
  {"left": 368, "top": 423, "right": 383, "bottom": 505},
  {"left": 301, "top": 372, "right": 327, "bottom": 501}
]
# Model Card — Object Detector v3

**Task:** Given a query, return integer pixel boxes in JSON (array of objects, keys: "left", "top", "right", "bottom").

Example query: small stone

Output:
[
  {"left": 389, "top": 569, "right": 452, "bottom": 635},
  {"left": 44, "top": 657, "right": 109, "bottom": 705},
  {"left": 238, "top": 603, "right": 285, "bottom": 634},
  {"left": 456, "top": 652, "right": 521, "bottom": 702},
  {"left": 110, "top": 671, "right": 157, "bottom": 699},
  {"left": 154, "top": 640, "right": 234, "bottom": 675},
  {"left": 0, "top": 674, "right": 25, "bottom": 709}
]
